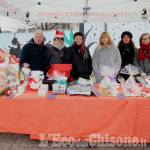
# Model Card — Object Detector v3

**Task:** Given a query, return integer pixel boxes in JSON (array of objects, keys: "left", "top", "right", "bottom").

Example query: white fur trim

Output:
[{"left": 54, "top": 35, "right": 64, "bottom": 38}]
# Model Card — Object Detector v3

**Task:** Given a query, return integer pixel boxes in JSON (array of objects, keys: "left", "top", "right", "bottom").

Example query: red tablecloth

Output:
[{"left": 0, "top": 87, "right": 150, "bottom": 143}]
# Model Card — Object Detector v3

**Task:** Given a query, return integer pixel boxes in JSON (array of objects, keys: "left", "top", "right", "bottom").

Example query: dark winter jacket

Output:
[
  {"left": 47, "top": 44, "right": 66, "bottom": 68},
  {"left": 19, "top": 39, "right": 48, "bottom": 72},
  {"left": 63, "top": 45, "right": 92, "bottom": 80},
  {"left": 119, "top": 43, "right": 135, "bottom": 68}
]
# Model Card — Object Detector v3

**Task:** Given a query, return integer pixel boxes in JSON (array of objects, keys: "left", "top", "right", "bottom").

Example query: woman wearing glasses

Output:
[
  {"left": 63, "top": 32, "right": 92, "bottom": 81},
  {"left": 134, "top": 33, "right": 150, "bottom": 77},
  {"left": 47, "top": 30, "right": 66, "bottom": 69}
]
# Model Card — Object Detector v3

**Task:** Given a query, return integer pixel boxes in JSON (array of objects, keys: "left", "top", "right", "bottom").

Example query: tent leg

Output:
[
  {"left": 104, "top": 22, "right": 108, "bottom": 32},
  {"left": 26, "top": 24, "right": 29, "bottom": 43}
]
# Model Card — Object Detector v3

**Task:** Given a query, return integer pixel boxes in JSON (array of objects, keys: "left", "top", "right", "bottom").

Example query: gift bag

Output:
[
  {"left": 28, "top": 71, "right": 44, "bottom": 91},
  {"left": 99, "top": 65, "right": 119, "bottom": 96},
  {"left": 120, "top": 64, "right": 141, "bottom": 96}
]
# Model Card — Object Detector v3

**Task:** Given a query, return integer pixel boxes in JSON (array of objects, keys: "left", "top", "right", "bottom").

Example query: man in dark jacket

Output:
[{"left": 19, "top": 30, "right": 48, "bottom": 73}]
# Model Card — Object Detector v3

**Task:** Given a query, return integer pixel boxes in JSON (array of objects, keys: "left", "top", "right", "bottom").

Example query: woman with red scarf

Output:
[
  {"left": 63, "top": 32, "right": 92, "bottom": 81},
  {"left": 134, "top": 33, "right": 150, "bottom": 77}
]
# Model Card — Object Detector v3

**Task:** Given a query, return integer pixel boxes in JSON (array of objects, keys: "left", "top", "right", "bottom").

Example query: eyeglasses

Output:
[
  {"left": 142, "top": 38, "right": 149, "bottom": 41},
  {"left": 57, "top": 37, "right": 64, "bottom": 41}
]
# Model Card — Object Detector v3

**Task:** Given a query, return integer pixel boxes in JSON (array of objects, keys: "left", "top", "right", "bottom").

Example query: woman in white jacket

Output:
[{"left": 92, "top": 32, "right": 122, "bottom": 83}]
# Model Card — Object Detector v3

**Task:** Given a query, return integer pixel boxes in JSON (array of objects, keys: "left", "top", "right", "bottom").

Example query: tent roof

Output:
[
  {"left": 0, "top": 0, "right": 150, "bottom": 23},
  {"left": 0, "top": 15, "right": 29, "bottom": 32}
]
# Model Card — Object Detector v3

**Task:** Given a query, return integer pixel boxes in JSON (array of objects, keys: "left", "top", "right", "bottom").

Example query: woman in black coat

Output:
[
  {"left": 47, "top": 30, "right": 66, "bottom": 69},
  {"left": 63, "top": 32, "right": 92, "bottom": 81},
  {"left": 117, "top": 31, "right": 136, "bottom": 81}
]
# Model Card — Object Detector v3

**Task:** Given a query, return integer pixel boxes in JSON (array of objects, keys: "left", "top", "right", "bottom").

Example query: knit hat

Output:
[
  {"left": 54, "top": 30, "right": 64, "bottom": 39},
  {"left": 121, "top": 31, "right": 133, "bottom": 39}
]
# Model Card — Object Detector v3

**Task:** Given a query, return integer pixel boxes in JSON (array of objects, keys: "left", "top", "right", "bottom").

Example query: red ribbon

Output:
[{"left": 27, "top": 77, "right": 38, "bottom": 88}]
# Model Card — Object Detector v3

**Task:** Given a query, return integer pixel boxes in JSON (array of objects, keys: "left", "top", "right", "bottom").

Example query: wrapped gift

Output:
[
  {"left": 136, "top": 76, "right": 150, "bottom": 88},
  {"left": 120, "top": 64, "right": 141, "bottom": 96},
  {"left": 47, "top": 68, "right": 70, "bottom": 91},
  {"left": 18, "top": 82, "right": 28, "bottom": 95},
  {"left": 141, "top": 88, "right": 150, "bottom": 97},
  {"left": 0, "top": 75, "right": 8, "bottom": 87},
  {"left": 99, "top": 65, "right": 119, "bottom": 96},
  {"left": 66, "top": 82, "right": 92, "bottom": 96},
  {"left": 21, "top": 63, "right": 31, "bottom": 81},
  {"left": 52, "top": 80, "right": 67, "bottom": 94},
  {"left": 48, "top": 64, "right": 72, "bottom": 78},
  {"left": 38, "top": 84, "right": 49, "bottom": 95},
  {"left": 0, "top": 65, "right": 13, "bottom": 78},
  {"left": 0, "top": 64, "right": 20, "bottom": 86},
  {"left": 28, "top": 71, "right": 44, "bottom": 91},
  {"left": 145, "top": 76, "right": 150, "bottom": 84},
  {"left": 137, "top": 76, "right": 150, "bottom": 97},
  {"left": 0, "top": 65, "right": 13, "bottom": 96},
  {"left": 121, "top": 79, "right": 141, "bottom": 96},
  {"left": 9, "top": 64, "right": 20, "bottom": 84},
  {"left": 0, "top": 83, "right": 10, "bottom": 96},
  {"left": 100, "top": 85, "right": 115, "bottom": 96},
  {"left": 78, "top": 77, "right": 94, "bottom": 86}
]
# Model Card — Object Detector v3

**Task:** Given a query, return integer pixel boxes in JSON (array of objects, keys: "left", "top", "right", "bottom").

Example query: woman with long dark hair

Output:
[{"left": 117, "top": 31, "right": 136, "bottom": 81}]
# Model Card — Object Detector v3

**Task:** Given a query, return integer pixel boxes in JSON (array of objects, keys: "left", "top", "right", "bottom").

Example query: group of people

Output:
[{"left": 19, "top": 29, "right": 150, "bottom": 83}]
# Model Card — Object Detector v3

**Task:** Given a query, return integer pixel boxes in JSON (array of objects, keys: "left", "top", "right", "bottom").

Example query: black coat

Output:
[
  {"left": 63, "top": 45, "right": 92, "bottom": 80},
  {"left": 119, "top": 43, "right": 135, "bottom": 68},
  {"left": 118, "top": 43, "right": 135, "bottom": 81},
  {"left": 19, "top": 39, "right": 48, "bottom": 72},
  {"left": 47, "top": 45, "right": 66, "bottom": 69}
]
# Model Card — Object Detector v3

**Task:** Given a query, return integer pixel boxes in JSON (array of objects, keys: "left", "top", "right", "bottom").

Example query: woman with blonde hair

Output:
[
  {"left": 92, "top": 32, "right": 121, "bottom": 83},
  {"left": 134, "top": 33, "right": 150, "bottom": 77}
]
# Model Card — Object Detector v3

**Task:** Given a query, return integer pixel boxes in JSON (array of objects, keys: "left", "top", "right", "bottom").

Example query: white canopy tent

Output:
[
  {"left": 0, "top": 15, "right": 31, "bottom": 32},
  {"left": 0, "top": 0, "right": 150, "bottom": 24}
]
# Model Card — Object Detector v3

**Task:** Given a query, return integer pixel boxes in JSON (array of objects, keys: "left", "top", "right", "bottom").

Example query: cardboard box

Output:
[{"left": 52, "top": 82, "right": 66, "bottom": 94}]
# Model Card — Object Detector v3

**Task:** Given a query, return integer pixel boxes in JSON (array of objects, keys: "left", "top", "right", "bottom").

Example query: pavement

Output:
[{"left": 0, "top": 133, "right": 150, "bottom": 150}]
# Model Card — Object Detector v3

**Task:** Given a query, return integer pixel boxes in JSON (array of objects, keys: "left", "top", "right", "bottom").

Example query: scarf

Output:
[
  {"left": 52, "top": 41, "right": 66, "bottom": 50},
  {"left": 72, "top": 42, "right": 88, "bottom": 61},
  {"left": 137, "top": 43, "right": 150, "bottom": 61}
]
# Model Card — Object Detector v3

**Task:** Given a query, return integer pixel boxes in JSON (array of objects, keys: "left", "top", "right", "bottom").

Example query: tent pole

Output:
[
  {"left": 83, "top": 0, "right": 89, "bottom": 22},
  {"left": 79, "top": 23, "right": 84, "bottom": 34},
  {"left": 26, "top": 23, "right": 29, "bottom": 43},
  {"left": 104, "top": 22, "right": 108, "bottom": 32}
]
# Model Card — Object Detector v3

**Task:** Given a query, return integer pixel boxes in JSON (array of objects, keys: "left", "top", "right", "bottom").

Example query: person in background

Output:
[
  {"left": 134, "top": 33, "right": 150, "bottom": 77},
  {"left": 117, "top": 31, "right": 136, "bottom": 81},
  {"left": 63, "top": 32, "right": 92, "bottom": 81},
  {"left": 47, "top": 30, "right": 66, "bottom": 69},
  {"left": 92, "top": 32, "right": 121, "bottom": 83},
  {"left": 19, "top": 30, "right": 48, "bottom": 74}
]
